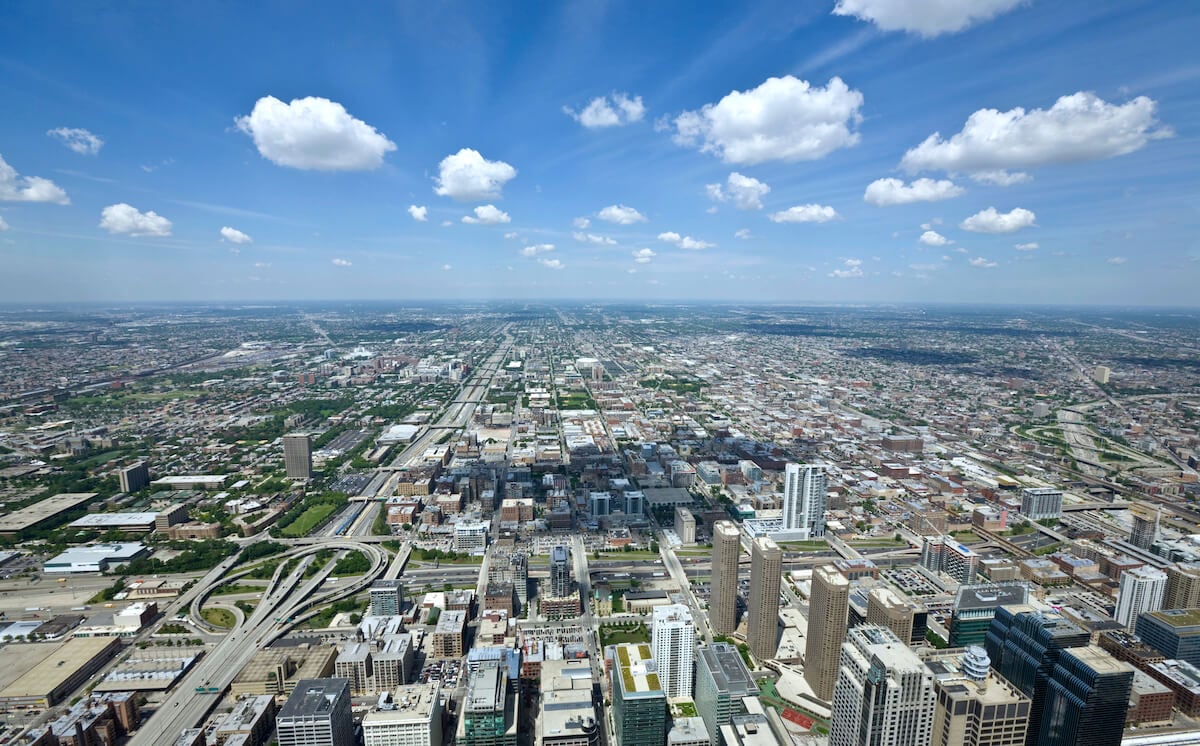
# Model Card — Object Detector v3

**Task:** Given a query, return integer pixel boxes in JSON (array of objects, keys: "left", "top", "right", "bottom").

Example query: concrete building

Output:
[
  {"left": 283, "top": 433, "right": 313, "bottom": 480},
  {"left": 458, "top": 661, "right": 520, "bottom": 746},
  {"left": 1037, "top": 645, "right": 1133, "bottom": 746},
  {"left": 1094, "top": 365, "right": 1111, "bottom": 384},
  {"left": 866, "top": 587, "right": 923, "bottom": 647},
  {"left": 432, "top": 610, "right": 467, "bottom": 658},
  {"left": 550, "top": 544, "right": 572, "bottom": 598},
  {"left": 668, "top": 717, "right": 710, "bottom": 746},
  {"left": 781, "top": 463, "right": 826, "bottom": 539},
  {"left": 1127, "top": 669, "right": 1175, "bottom": 727},
  {"left": 924, "top": 647, "right": 1030, "bottom": 746},
  {"left": 369, "top": 580, "right": 405, "bottom": 617},
  {"left": 230, "top": 643, "right": 338, "bottom": 697},
  {"left": 213, "top": 695, "right": 276, "bottom": 746},
  {"left": 454, "top": 521, "right": 489, "bottom": 553},
  {"left": 612, "top": 643, "right": 667, "bottom": 746},
  {"left": 1129, "top": 506, "right": 1161, "bottom": 551},
  {"left": 1165, "top": 563, "right": 1200, "bottom": 610},
  {"left": 694, "top": 643, "right": 759, "bottom": 746},
  {"left": 43, "top": 542, "right": 148, "bottom": 574},
  {"left": 1020, "top": 487, "right": 1063, "bottom": 521},
  {"left": 538, "top": 659, "right": 600, "bottom": 746},
  {"left": 275, "top": 678, "right": 354, "bottom": 746},
  {"left": 829, "top": 626, "right": 936, "bottom": 746},
  {"left": 674, "top": 507, "right": 696, "bottom": 545},
  {"left": 921, "top": 536, "right": 980, "bottom": 584},
  {"left": 651, "top": 604, "right": 695, "bottom": 699},
  {"left": 361, "top": 682, "right": 442, "bottom": 746},
  {"left": 710, "top": 521, "right": 741, "bottom": 637},
  {"left": 118, "top": 461, "right": 150, "bottom": 493},
  {"left": 804, "top": 565, "right": 849, "bottom": 701},
  {"left": 747, "top": 537, "right": 781, "bottom": 662},
  {"left": 0, "top": 637, "right": 122, "bottom": 709},
  {"left": 1115, "top": 566, "right": 1168, "bottom": 629},
  {"left": 1137, "top": 608, "right": 1200, "bottom": 667},
  {"left": 949, "top": 582, "right": 1030, "bottom": 647}
]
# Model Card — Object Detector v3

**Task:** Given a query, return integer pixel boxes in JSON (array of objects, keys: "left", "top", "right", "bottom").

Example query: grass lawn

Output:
[
  {"left": 599, "top": 623, "right": 650, "bottom": 647},
  {"left": 212, "top": 583, "right": 259, "bottom": 596},
  {"left": 281, "top": 504, "right": 338, "bottom": 538},
  {"left": 201, "top": 607, "right": 236, "bottom": 628}
]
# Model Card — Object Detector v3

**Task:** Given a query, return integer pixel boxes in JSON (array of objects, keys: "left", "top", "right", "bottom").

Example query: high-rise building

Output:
[
  {"left": 747, "top": 537, "right": 781, "bottom": 662},
  {"left": 866, "top": 586, "right": 921, "bottom": 646},
  {"left": 457, "top": 661, "right": 519, "bottom": 746},
  {"left": 612, "top": 643, "right": 667, "bottom": 746},
  {"left": 984, "top": 606, "right": 1090, "bottom": 746},
  {"left": 1136, "top": 608, "right": 1200, "bottom": 667},
  {"left": 1166, "top": 564, "right": 1200, "bottom": 610},
  {"left": 361, "top": 682, "right": 442, "bottom": 746},
  {"left": 781, "top": 463, "right": 826, "bottom": 538},
  {"left": 1020, "top": 488, "right": 1063, "bottom": 521},
  {"left": 804, "top": 565, "right": 849, "bottom": 701},
  {"left": 925, "top": 646, "right": 1030, "bottom": 746},
  {"left": 275, "top": 678, "right": 354, "bottom": 746},
  {"left": 949, "top": 582, "right": 1030, "bottom": 647},
  {"left": 710, "top": 521, "right": 741, "bottom": 636},
  {"left": 1037, "top": 645, "right": 1133, "bottom": 746},
  {"left": 694, "top": 643, "right": 759, "bottom": 746},
  {"left": 550, "top": 545, "right": 572, "bottom": 598},
  {"left": 1115, "top": 566, "right": 1168, "bottom": 628},
  {"left": 368, "top": 580, "right": 405, "bottom": 617},
  {"left": 283, "top": 433, "right": 313, "bottom": 480},
  {"left": 829, "top": 626, "right": 936, "bottom": 746},
  {"left": 651, "top": 604, "right": 695, "bottom": 699},
  {"left": 920, "top": 536, "right": 979, "bottom": 584},
  {"left": 118, "top": 461, "right": 149, "bottom": 493},
  {"left": 1129, "top": 505, "right": 1161, "bottom": 551},
  {"left": 1094, "top": 365, "right": 1111, "bottom": 384}
]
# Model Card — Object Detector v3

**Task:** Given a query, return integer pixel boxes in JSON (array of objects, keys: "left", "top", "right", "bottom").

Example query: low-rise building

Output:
[{"left": 361, "top": 682, "right": 443, "bottom": 746}]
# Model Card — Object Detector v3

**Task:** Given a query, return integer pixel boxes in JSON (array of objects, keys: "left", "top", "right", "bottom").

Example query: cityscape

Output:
[{"left": 1, "top": 2, "right": 1199, "bottom": 746}]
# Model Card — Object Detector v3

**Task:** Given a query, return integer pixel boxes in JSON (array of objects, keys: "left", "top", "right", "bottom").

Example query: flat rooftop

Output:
[
  {"left": 1147, "top": 609, "right": 1200, "bottom": 629},
  {"left": 697, "top": 644, "right": 757, "bottom": 697},
  {"left": 616, "top": 643, "right": 663, "bottom": 697},
  {"left": 68, "top": 512, "right": 158, "bottom": 529},
  {"left": 278, "top": 678, "right": 348, "bottom": 720},
  {"left": 0, "top": 493, "right": 98, "bottom": 533},
  {"left": 0, "top": 637, "right": 119, "bottom": 700},
  {"left": 954, "top": 582, "right": 1029, "bottom": 611},
  {"left": 435, "top": 609, "right": 466, "bottom": 634},
  {"left": 363, "top": 682, "right": 441, "bottom": 724}
]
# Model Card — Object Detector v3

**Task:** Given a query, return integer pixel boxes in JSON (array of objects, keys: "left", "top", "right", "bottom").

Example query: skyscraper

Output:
[
  {"left": 805, "top": 565, "right": 849, "bottom": 701},
  {"left": 118, "top": 461, "right": 149, "bottom": 493},
  {"left": 1165, "top": 563, "right": 1200, "bottom": 610},
  {"left": 1129, "top": 505, "right": 1160, "bottom": 551},
  {"left": 866, "top": 586, "right": 917, "bottom": 647},
  {"left": 612, "top": 643, "right": 667, "bottom": 746},
  {"left": 920, "top": 536, "right": 979, "bottom": 584},
  {"left": 368, "top": 580, "right": 404, "bottom": 617},
  {"left": 550, "top": 544, "right": 572, "bottom": 598},
  {"left": 925, "top": 646, "right": 1031, "bottom": 746},
  {"left": 1037, "top": 645, "right": 1133, "bottom": 746},
  {"left": 651, "top": 604, "right": 695, "bottom": 698},
  {"left": 694, "top": 643, "right": 759, "bottom": 746},
  {"left": 747, "top": 537, "right": 781, "bottom": 662},
  {"left": 782, "top": 463, "right": 826, "bottom": 538},
  {"left": 710, "top": 521, "right": 741, "bottom": 636},
  {"left": 1115, "top": 566, "right": 1167, "bottom": 629},
  {"left": 283, "top": 433, "right": 313, "bottom": 480},
  {"left": 829, "top": 626, "right": 936, "bottom": 746},
  {"left": 275, "top": 678, "right": 354, "bottom": 746},
  {"left": 1020, "top": 488, "right": 1062, "bottom": 521},
  {"left": 457, "top": 661, "right": 519, "bottom": 746}
]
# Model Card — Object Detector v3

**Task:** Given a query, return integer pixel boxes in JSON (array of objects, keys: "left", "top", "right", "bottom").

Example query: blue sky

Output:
[{"left": 0, "top": 0, "right": 1197, "bottom": 305}]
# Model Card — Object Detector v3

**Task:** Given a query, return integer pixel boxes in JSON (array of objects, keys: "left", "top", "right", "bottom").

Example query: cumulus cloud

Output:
[
  {"left": 671, "top": 76, "right": 863, "bottom": 164},
  {"left": 99, "top": 203, "right": 172, "bottom": 236},
  {"left": 539, "top": 258, "right": 565, "bottom": 270},
  {"left": 960, "top": 206, "right": 1036, "bottom": 233},
  {"left": 441, "top": 264, "right": 453, "bottom": 271},
  {"left": 331, "top": 258, "right": 352, "bottom": 267},
  {"left": 829, "top": 258, "right": 864, "bottom": 278},
  {"left": 462, "top": 205, "right": 511, "bottom": 224},
  {"left": 833, "top": 0, "right": 1025, "bottom": 37},
  {"left": 573, "top": 232, "right": 616, "bottom": 245},
  {"left": 220, "top": 226, "right": 253, "bottom": 244},
  {"left": 707, "top": 172, "right": 771, "bottom": 210},
  {"left": 408, "top": 205, "right": 428, "bottom": 222},
  {"left": 769, "top": 204, "right": 839, "bottom": 223},
  {"left": 234, "top": 95, "right": 396, "bottom": 170},
  {"left": 596, "top": 204, "right": 647, "bottom": 224},
  {"left": 520, "top": 243, "right": 555, "bottom": 257},
  {"left": 433, "top": 148, "right": 517, "bottom": 201},
  {"left": 0, "top": 216, "right": 9, "bottom": 230},
  {"left": 968, "top": 256, "right": 999, "bottom": 268},
  {"left": 0, "top": 154, "right": 70, "bottom": 204},
  {"left": 970, "top": 170, "right": 1031, "bottom": 186},
  {"left": 1014, "top": 242, "right": 1039, "bottom": 251},
  {"left": 863, "top": 177, "right": 963, "bottom": 206},
  {"left": 633, "top": 248, "right": 656, "bottom": 264},
  {"left": 658, "top": 231, "right": 715, "bottom": 250},
  {"left": 919, "top": 230, "right": 952, "bottom": 246},
  {"left": 573, "top": 217, "right": 591, "bottom": 229},
  {"left": 901, "top": 93, "right": 1171, "bottom": 176},
  {"left": 1107, "top": 256, "right": 1128, "bottom": 264},
  {"left": 564, "top": 93, "right": 646, "bottom": 128},
  {"left": 735, "top": 228, "right": 752, "bottom": 239},
  {"left": 47, "top": 127, "right": 103, "bottom": 155}
]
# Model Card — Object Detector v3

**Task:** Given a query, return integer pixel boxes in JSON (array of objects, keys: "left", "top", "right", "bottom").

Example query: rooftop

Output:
[
  {"left": 1147, "top": 608, "right": 1200, "bottom": 629},
  {"left": 363, "top": 682, "right": 441, "bottom": 724},
  {"left": 277, "top": 678, "right": 348, "bottom": 720},
  {"left": 697, "top": 643, "right": 757, "bottom": 697},
  {"left": 435, "top": 609, "right": 467, "bottom": 635},
  {"left": 0, "top": 492, "right": 98, "bottom": 532},
  {"left": 954, "top": 581, "right": 1029, "bottom": 611}
]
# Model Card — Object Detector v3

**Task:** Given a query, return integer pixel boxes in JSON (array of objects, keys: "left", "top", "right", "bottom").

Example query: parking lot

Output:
[{"left": 418, "top": 658, "right": 461, "bottom": 688}]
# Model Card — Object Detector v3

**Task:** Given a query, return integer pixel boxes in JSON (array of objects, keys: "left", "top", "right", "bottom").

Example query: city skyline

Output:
[{"left": 1, "top": 2, "right": 1197, "bottom": 305}]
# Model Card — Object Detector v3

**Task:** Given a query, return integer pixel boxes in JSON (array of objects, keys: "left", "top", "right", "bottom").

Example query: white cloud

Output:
[
  {"left": 407, "top": 205, "right": 428, "bottom": 222},
  {"left": 633, "top": 248, "right": 656, "bottom": 264},
  {"left": 0, "top": 216, "right": 8, "bottom": 230},
  {"left": 462, "top": 205, "right": 511, "bottom": 224},
  {"left": 520, "top": 243, "right": 555, "bottom": 257},
  {"left": 596, "top": 204, "right": 648, "bottom": 224},
  {"left": 829, "top": 258, "right": 864, "bottom": 278},
  {"left": 442, "top": 264, "right": 453, "bottom": 271},
  {"left": 253, "top": 261, "right": 271, "bottom": 268},
  {"left": 433, "top": 148, "right": 517, "bottom": 201},
  {"left": 1014, "top": 242, "right": 1039, "bottom": 251},
  {"left": 0, "top": 154, "right": 70, "bottom": 204},
  {"left": 707, "top": 172, "right": 771, "bottom": 210},
  {"left": 769, "top": 204, "right": 839, "bottom": 223},
  {"left": 573, "top": 232, "right": 617, "bottom": 245},
  {"left": 970, "top": 170, "right": 1031, "bottom": 186},
  {"left": 919, "top": 230, "right": 952, "bottom": 246},
  {"left": 1107, "top": 256, "right": 1128, "bottom": 265},
  {"left": 658, "top": 231, "right": 715, "bottom": 250},
  {"left": 735, "top": 228, "right": 752, "bottom": 240},
  {"left": 504, "top": 232, "right": 519, "bottom": 239},
  {"left": 863, "top": 177, "right": 963, "bottom": 206},
  {"left": 968, "top": 256, "right": 999, "bottom": 268},
  {"left": 564, "top": 92, "right": 646, "bottom": 128},
  {"left": 440, "top": 220, "right": 453, "bottom": 227},
  {"left": 573, "top": 217, "right": 591, "bottom": 229},
  {"left": 99, "top": 203, "right": 172, "bottom": 236},
  {"left": 671, "top": 76, "right": 864, "bottom": 165},
  {"left": 960, "top": 206, "right": 1036, "bottom": 233},
  {"left": 832, "top": 0, "right": 1025, "bottom": 37},
  {"left": 47, "top": 127, "right": 103, "bottom": 155},
  {"left": 220, "top": 226, "right": 253, "bottom": 244},
  {"left": 235, "top": 95, "right": 396, "bottom": 171},
  {"left": 331, "top": 258, "right": 352, "bottom": 267},
  {"left": 539, "top": 258, "right": 565, "bottom": 270},
  {"left": 901, "top": 93, "right": 1171, "bottom": 175}
]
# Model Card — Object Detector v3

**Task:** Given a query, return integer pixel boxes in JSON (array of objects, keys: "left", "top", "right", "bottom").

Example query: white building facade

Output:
[{"left": 652, "top": 604, "right": 696, "bottom": 699}]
